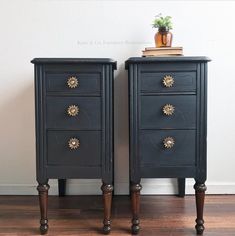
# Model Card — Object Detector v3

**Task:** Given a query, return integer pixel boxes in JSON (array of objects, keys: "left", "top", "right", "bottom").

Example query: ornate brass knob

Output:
[
  {"left": 162, "top": 104, "right": 175, "bottom": 116},
  {"left": 67, "top": 76, "right": 79, "bottom": 88},
  {"left": 68, "top": 138, "right": 80, "bottom": 150},
  {"left": 162, "top": 75, "right": 174, "bottom": 87},
  {"left": 163, "top": 137, "right": 175, "bottom": 149},
  {"left": 67, "top": 105, "right": 79, "bottom": 117}
]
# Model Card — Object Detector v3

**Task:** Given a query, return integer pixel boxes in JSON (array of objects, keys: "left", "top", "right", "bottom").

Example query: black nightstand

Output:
[
  {"left": 125, "top": 56, "right": 210, "bottom": 235},
  {"left": 32, "top": 58, "right": 116, "bottom": 234}
]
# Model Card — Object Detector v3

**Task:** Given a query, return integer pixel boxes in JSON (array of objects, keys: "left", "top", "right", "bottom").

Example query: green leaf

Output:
[{"left": 152, "top": 14, "right": 173, "bottom": 30}]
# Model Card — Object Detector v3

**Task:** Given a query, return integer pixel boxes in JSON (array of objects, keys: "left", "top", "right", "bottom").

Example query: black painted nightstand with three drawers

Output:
[
  {"left": 125, "top": 56, "right": 210, "bottom": 235},
  {"left": 31, "top": 58, "right": 116, "bottom": 234}
]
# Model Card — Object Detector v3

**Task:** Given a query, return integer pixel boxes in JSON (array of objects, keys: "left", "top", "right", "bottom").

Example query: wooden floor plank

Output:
[{"left": 0, "top": 195, "right": 234, "bottom": 235}]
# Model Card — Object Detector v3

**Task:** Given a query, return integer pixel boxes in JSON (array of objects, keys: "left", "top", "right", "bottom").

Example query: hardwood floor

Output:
[{"left": 0, "top": 195, "right": 234, "bottom": 235}]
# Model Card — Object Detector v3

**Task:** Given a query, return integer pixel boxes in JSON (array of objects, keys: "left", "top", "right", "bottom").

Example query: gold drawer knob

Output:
[
  {"left": 162, "top": 75, "right": 174, "bottom": 87},
  {"left": 163, "top": 104, "right": 175, "bottom": 116},
  {"left": 68, "top": 138, "right": 80, "bottom": 150},
  {"left": 67, "top": 76, "right": 79, "bottom": 88},
  {"left": 67, "top": 105, "right": 79, "bottom": 117},
  {"left": 163, "top": 137, "right": 175, "bottom": 149}
]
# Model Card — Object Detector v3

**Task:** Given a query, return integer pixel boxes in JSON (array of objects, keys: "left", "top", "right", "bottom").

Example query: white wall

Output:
[{"left": 0, "top": 0, "right": 235, "bottom": 195}]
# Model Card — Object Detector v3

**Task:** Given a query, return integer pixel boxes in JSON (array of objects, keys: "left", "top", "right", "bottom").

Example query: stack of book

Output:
[{"left": 142, "top": 47, "right": 183, "bottom": 57}]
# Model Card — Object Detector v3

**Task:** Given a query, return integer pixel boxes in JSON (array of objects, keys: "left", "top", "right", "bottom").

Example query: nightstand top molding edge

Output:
[
  {"left": 31, "top": 58, "right": 117, "bottom": 69},
  {"left": 125, "top": 56, "right": 211, "bottom": 69}
]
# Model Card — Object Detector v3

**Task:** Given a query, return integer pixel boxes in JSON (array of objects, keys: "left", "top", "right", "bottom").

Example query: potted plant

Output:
[{"left": 152, "top": 14, "right": 173, "bottom": 47}]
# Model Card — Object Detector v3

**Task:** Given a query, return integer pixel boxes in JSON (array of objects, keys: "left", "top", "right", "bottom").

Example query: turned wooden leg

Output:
[
  {"left": 101, "top": 183, "right": 113, "bottom": 234},
  {"left": 130, "top": 183, "right": 142, "bottom": 235},
  {"left": 194, "top": 182, "right": 207, "bottom": 235},
  {"left": 37, "top": 183, "right": 50, "bottom": 235},
  {"left": 58, "top": 179, "right": 66, "bottom": 197},
  {"left": 178, "top": 178, "right": 186, "bottom": 197}
]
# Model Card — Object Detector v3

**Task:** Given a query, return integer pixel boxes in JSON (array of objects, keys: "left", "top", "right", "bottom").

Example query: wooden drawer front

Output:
[
  {"left": 46, "top": 72, "right": 101, "bottom": 94},
  {"left": 47, "top": 131, "right": 101, "bottom": 166},
  {"left": 141, "top": 95, "right": 196, "bottom": 129},
  {"left": 46, "top": 97, "right": 101, "bottom": 129},
  {"left": 140, "top": 130, "right": 196, "bottom": 167},
  {"left": 140, "top": 71, "right": 196, "bottom": 93}
]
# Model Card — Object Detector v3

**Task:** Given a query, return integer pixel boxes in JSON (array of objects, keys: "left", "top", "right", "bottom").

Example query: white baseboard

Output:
[
  {"left": 140, "top": 180, "right": 235, "bottom": 195},
  {"left": 1, "top": 180, "right": 235, "bottom": 195}
]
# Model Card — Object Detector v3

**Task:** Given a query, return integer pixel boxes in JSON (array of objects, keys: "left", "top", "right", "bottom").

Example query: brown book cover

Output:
[
  {"left": 144, "top": 46, "right": 183, "bottom": 51},
  {"left": 142, "top": 47, "right": 183, "bottom": 57}
]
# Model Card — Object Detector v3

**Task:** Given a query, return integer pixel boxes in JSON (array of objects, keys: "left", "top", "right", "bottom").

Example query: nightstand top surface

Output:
[
  {"left": 125, "top": 56, "right": 211, "bottom": 69},
  {"left": 31, "top": 58, "right": 117, "bottom": 69}
]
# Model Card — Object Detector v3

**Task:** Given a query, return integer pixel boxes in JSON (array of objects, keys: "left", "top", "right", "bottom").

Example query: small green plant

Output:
[{"left": 152, "top": 14, "right": 173, "bottom": 30}]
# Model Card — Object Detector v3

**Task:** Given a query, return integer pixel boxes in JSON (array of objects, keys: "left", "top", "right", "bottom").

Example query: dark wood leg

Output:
[
  {"left": 37, "top": 183, "right": 50, "bottom": 235},
  {"left": 130, "top": 183, "right": 142, "bottom": 235},
  {"left": 58, "top": 179, "right": 66, "bottom": 197},
  {"left": 194, "top": 182, "right": 207, "bottom": 235},
  {"left": 178, "top": 178, "right": 186, "bottom": 197},
  {"left": 101, "top": 183, "right": 113, "bottom": 234}
]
